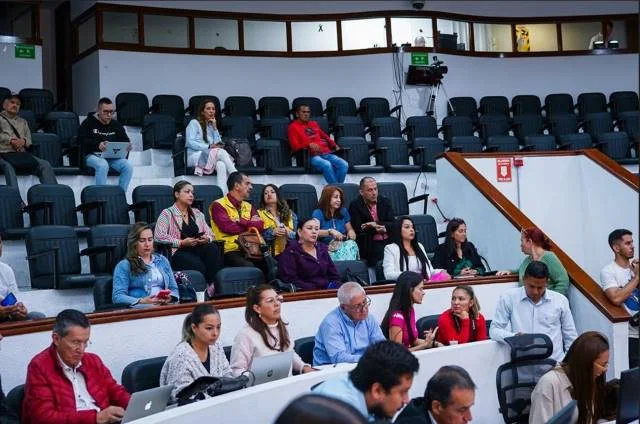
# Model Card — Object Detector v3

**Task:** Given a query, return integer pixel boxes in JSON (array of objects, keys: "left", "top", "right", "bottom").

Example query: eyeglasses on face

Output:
[{"left": 347, "top": 296, "right": 371, "bottom": 312}]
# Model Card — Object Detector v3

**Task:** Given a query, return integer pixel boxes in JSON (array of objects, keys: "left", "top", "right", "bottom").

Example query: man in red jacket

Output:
[
  {"left": 288, "top": 104, "right": 348, "bottom": 184},
  {"left": 23, "top": 309, "right": 130, "bottom": 424}
]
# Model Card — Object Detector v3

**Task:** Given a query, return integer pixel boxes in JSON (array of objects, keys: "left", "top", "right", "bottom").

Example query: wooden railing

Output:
[{"left": 443, "top": 150, "right": 633, "bottom": 323}]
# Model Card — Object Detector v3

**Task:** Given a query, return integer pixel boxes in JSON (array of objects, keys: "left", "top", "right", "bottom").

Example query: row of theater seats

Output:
[{"left": 0, "top": 181, "right": 437, "bottom": 291}]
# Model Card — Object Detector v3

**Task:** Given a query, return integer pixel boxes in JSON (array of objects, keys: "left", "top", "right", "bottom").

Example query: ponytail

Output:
[{"left": 182, "top": 313, "right": 194, "bottom": 343}]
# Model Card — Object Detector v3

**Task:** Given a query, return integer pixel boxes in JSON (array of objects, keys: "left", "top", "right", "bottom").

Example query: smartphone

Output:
[
  {"left": 1, "top": 292, "right": 17, "bottom": 307},
  {"left": 156, "top": 289, "right": 172, "bottom": 299},
  {"left": 195, "top": 232, "right": 205, "bottom": 238}
]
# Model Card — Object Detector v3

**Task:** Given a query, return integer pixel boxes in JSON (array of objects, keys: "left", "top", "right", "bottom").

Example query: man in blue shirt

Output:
[
  {"left": 490, "top": 261, "right": 577, "bottom": 362},
  {"left": 313, "top": 340, "right": 419, "bottom": 422},
  {"left": 313, "top": 282, "right": 385, "bottom": 366}
]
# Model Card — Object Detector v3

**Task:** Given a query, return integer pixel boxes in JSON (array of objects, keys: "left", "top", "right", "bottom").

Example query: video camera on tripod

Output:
[{"left": 406, "top": 56, "right": 448, "bottom": 86}]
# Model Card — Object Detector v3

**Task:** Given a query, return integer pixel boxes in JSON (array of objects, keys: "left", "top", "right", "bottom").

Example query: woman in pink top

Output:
[{"left": 381, "top": 271, "right": 442, "bottom": 351}]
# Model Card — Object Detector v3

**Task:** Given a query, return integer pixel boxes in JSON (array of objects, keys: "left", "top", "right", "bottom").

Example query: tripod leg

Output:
[
  {"left": 426, "top": 86, "right": 436, "bottom": 117},
  {"left": 440, "top": 83, "right": 456, "bottom": 118}
]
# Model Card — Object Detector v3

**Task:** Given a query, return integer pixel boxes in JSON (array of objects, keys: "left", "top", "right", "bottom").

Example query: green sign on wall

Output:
[
  {"left": 411, "top": 52, "right": 429, "bottom": 65},
  {"left": 15, "top": 44, "right": 35, "bottom": 59}
]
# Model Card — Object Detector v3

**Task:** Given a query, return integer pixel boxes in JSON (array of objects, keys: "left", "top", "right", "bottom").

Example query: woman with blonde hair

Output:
[{"left": 436, "top": 285, "right": 487, "bottom": 345}]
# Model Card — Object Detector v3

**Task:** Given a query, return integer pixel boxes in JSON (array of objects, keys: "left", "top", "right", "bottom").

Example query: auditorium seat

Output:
[
  {"left": 26, "top": 225, "right": 109, "bottom": 289},
  {"left": 486, "top": 135, "right": 520, "bottom": 153},
  {"left": 258, "top": 96, "right": 290, "bottom": 119},
  {"left": 223, "top": 96, "right": 257, "bottom": 121},
  {"left": 325, "top": 97, "right": 357, "bottom": 130},
  {"left": 336, "top": 137, "right": 384, "bottom": 174},
  {"left": 214, "top": 267, "right": 264, "bottom": 296},
  {"left": 25, "top": 184, "right": 88, "bottom": 234},
  {"left": 409, "top": 214, "right": 439, "bottom": 257},
  {"left": 511, "top": 95, "right": 541, "bottom": 116},
  {"left": 141, "top": 113, "right": 178, "bottom": 150},
  {"left": 595, "top": 132, "right": 635, "bottom": 164},
  {"left": 609, "top": 91, "right": 639, "bottom": 119},
  {"left": 115, "top": 92, "right": 149, "bottom": 127},
  {"left": 187, "top": 95, "right": 222, "bottom": 124},
  {"left": 18, "top": 109, "right": 37, "bottom": 133},
  {"left": 450, "top": 136, "right": 483, "bottom": 153},
  {"left": 182, "top": 269, "right": 207, "bottom": 292},
  {"left": 279, "top": 183, "right": 318, "bottom": 218},
  {"left": 334, "top": 260, "right": 370, "bottom": 285},
  {"left": 220, "top": 116, "right": 257, "bottom": 147},
  {"left": 0, "top": 86, "right": 10, "bottom": 103},
  {"left": 412, "top": 137, "right": 444, "bottom": 172},
  {"left": 369, "top": 117, "right": 402, "bottom": 141},
  {"left": 93, "top": 278, "right": 129, "bottom": 312},
  {"left": 19, "top": 88, "right": 55, "bottom": 125},
  {"left": 260, "top": 116, "right": 290, "bottom": 141},
  {"left": 448, "top": 97, "right": 479, "bottom": 125},
  {"left": 373, "top": 137, "right": 421, "bottom": 173},
  {"left": 511, "top": 114, "right": 544, "bottom": 145},
  {"left": 292, "top": 97, "right": 323, "bottom": 117},
  {"left": 294, "top": 336, "right": 315, "bottom": 365},
  {"left": 358, "top": 97, "right": 401, "bottom": 127},
  {"left": 404, "top": 116, "right": 438, "bottom": 145},
  {"left": 523, "top": 135, "right": 557, "bottom": 152},
  {"left": 548, "top": 113, "right": 578, "bottom": 138},
  {"left": 248, "top": 183, "right": 264, "bottom": 209},
  {"left": 377, "top": 182, "right": 429, "bottom": 216},
  {"left": 193, "top": 185, "right": 223, "bottom": 223},
  {"left": 43, "top": 111, "right": 79, "bottom": 148},
  {"left": 441, "top": 116, "right": 474, "bottom": 143},
  {"left": 416, "top": 314, "right": 439, "bottom": 335},
  {"left": 121, "top": 356, "right": 168, "bottom": 393},
  {"left": 543, "top": 93, "right": 574, "bottom": 121},
  {"left": 172, "top": 135, "right": 194, "bottom": 176},
  {"left": 86, "top": 224, "right": 131, "bottom": 275},
  {"left": 334, "top": 116, "right": 366, "bottom": 140},
  {"left": 0, "top": 186, "right": 28, "bottom": 239},
  {"left": 558, "top": 133, "right": 593, "bottom": 150},
  {"left": 478, "top": 114, "right": 510, "bottom": 143},
  {"left": 132, "top": 185, "right": 174, "bottom": 223},
  {"left": 80, "top": 185, "right": 135, "bottom": 227},
  {"left": 582, "top": 112, "right": 614, "bottom": 142},
  {"left": 30, "top": 133, "right": 80, "bottom": 175},
  {"left": 5, "top": 384, "right": 24, "bottom": 421},
  {"left": 617, "top": 110, "right": 639, "bottom": 143},
  {"left": 255, "top": 138, "right": 305, "bottom": 175},
  {"left": 576, "top": 92, "right": 607, "bottom": 119},
  {"left": 479, "top": 96, "right": 510, "bottom": 118},
  {"left": 151, "top": 94, "right": 185, "bottom": 133},
  {"left": 312, "top": 116, "right": 330, "bottom": 134}
]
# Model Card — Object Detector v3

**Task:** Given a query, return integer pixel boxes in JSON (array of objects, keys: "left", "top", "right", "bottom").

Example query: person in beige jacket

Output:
[
  {"left": 529, "top": 331, "right": 610, "bottom": 424},
  {"left": 0, "top": 94, "right": 56, "bottom": 190}
]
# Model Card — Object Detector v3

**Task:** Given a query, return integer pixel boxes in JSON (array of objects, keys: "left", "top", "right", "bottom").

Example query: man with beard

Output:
[{"left": 313, "top": 340, "right": 418, "bottom": 422}]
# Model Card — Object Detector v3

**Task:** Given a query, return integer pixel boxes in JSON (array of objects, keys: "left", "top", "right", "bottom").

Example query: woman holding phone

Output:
[
  {"left": 113, "top": 222, "right": 179, "bottom": 307},
  {"left": 155, "top": 180, "right": 223, "bottom": 299}
]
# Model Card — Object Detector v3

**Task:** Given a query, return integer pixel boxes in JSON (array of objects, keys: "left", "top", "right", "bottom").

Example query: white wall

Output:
[
  {"left": 72, "top": 48, "right": 639, "bottom": 122},
  {"left": 468, "top": 155, "right": 639, "bottom": 282},
  {"left": 0, "top": 280, "right": 517, "bottom": 391},
  {"left": 135, "top": 341, "right": 510, "bottom": 424},
  {"left": 0, "top": 43, "right": 43, "bottom": 91}
]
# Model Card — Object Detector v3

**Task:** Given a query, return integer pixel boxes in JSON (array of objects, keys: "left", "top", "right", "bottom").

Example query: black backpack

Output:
[{"left": 223, "top": 138, "right": 253, "bottom": 167}]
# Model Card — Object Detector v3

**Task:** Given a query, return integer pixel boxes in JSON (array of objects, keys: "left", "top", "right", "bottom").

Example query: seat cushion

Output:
[
  {"left": 351, "top": 165, "right": 384, "bottom": 173},
  {"left": 57, "top": 273, "right": 101, "bottom": 289}
]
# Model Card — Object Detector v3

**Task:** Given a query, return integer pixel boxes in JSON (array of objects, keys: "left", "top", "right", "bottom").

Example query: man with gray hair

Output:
[
  {"left": 313, "top": 282, "right": 385, "bottom": 366},
  {"left": 22, "top": 309, "right": 130, "bottom": 424},
  {"left": 396, "top": 365, "right": 476, "bottom": 423}
]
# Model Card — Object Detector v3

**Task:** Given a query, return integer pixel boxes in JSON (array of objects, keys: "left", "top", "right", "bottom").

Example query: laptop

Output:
[
  {"left": 121, "top": 384, "right": 173, "bottom": 423},
  {"left": 96, "top": 141, "right": 129, "bottom": 159},
  {"left": 249, "top": 351, "right": 293, "bottom": 386},
  {"left": 617, "top": 367, "right": 639, "bottom": 424}
]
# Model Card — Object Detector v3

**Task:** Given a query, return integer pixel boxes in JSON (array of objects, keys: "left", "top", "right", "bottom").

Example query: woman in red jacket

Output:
[{"left": 437, "top": 285, "right": 487, "bottom": 345}]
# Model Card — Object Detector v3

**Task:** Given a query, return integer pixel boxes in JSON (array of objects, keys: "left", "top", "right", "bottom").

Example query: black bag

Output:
[
  {"left": 176, "top": 375, "right": 249, "bottom": 406},
  {"left": 0, "top": 152, "right": 39, "bottom": 173},
  {"left": 344, "top": 267, "right": 370, "bottom": 287},
  {"left": 174, "top": 271, "right": 197, "bottom": 303},
  {"left": 223, "top": 138, "right": 253, "bottom": 167}
]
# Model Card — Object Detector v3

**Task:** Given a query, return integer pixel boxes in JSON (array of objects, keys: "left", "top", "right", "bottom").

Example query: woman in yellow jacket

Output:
[{"left": 257, "top": 184, "right": 297, "bottom": 256}]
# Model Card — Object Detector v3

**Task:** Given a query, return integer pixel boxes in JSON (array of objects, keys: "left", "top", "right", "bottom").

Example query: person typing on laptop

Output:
[
  {"left": 77, "top": 97, "right": 133, "bottom": 191},
  {"left": 22, "top": 309, "right": 130, "bottom": 424}
]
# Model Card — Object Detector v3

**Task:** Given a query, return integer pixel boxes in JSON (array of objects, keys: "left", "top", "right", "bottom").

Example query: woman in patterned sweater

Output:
[{"left": 160, "top": 304, "right": 232, "bottom": 402}]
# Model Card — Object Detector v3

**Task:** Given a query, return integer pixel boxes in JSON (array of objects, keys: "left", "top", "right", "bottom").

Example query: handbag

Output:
[
  {"left": 236, "top": 227, "right": 265, "bottom": 260},
  {"left": 176, "top": 375, "right": 249, "bottom": 406},
  {"left": 174, "top": 271, "right": 197, "bottom": 303},
  {"left": 343, "top": 267, "right": 370, "bottom": 287}
]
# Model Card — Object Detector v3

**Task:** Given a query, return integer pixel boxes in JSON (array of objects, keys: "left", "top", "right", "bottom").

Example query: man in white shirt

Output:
[
  {"left": 600, "top": 228, "right": 639, "bottom": 368},
  {"left": 490, "top": 261, "right": 577, "bottom": 362},
  {"left": 588, "top": 20, "right": 613, "bottom": 49}
]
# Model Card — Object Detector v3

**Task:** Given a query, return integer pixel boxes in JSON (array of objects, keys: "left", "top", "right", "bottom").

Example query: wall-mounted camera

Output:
[{"left": 411, "top": 0, "right": 426, "bottom": 10}]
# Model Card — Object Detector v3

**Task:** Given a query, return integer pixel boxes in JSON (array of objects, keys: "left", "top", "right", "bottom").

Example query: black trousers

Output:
[
  {"left": 0, "top": 155, "right": 57, "bottom": 189},
  {"left": 171, "top": 243, "right": 223, "bottom": 284},
  {"left": 224, "top": 251, "right": 268, "bottom": 276},
  {"left": 630, "top": 337, "right": 639, "bottom": 368}
]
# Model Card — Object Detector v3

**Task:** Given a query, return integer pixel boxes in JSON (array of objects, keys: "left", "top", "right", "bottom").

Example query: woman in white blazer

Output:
[{"left": 383, "top": 216, "right": 449, "bottom": 281}]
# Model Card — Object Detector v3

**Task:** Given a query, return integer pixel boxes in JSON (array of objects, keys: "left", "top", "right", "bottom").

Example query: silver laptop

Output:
[
  {"left": 249, "top": 351, "right": 293, "bottom": 386},
  {"left": 96, "top": 141, "right": 129, "bottom": 159},
  {"left": 121, "top": 384, "right": 173, "bottom": 423}
]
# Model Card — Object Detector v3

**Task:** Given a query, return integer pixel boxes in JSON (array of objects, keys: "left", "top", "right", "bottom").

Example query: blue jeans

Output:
[
  {"left": 85, "top": 154, "right": 133, "bottom": 191},
  {"left": 310, "top": 153, "right": 348, "bottom": 184}
]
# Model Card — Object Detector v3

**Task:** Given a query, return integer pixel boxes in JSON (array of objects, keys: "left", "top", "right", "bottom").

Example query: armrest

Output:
[
  {"left": 80, "top": 244, "right": 116, "bottom": 257},
  {"left": 22, "top": 201, "right": 53, "bottom": 224},
  {"left": 171, "top": 149, "right": 186, "bottom": 159},
  {"left": 408, "top": 193, "right": 429, "bottom": 214},
  {"left": 520, "top": 145, "right": 535, "bottom": 152},
  {"left": 27, "top": 247, "right": 59, "bottom": 288},
  {"left": 389, "top": 105, "right": 402, "bottom": 116},
  {"left": 437, "top": 126, "right": 446, "bottom": 134},
  {"left": 129, "top": 200, "right": 155, "bottom": 223},
  {"left": 363, "top": 127, "right": 372, "bottom": 136},
  {"left": 74, "top": 200, "right": 106, "bottom": 213},
  {"left": 368, "top": 147, "right": 388, "bottom": 156}
]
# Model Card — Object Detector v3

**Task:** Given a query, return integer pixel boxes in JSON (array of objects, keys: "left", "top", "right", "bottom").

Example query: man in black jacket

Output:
[
  {"left": 348, "top": 177, "right": 395, "bottom": 267},
  {"left": 396, "top": 365, "right": 476, "bottom": 424},
  {"left": 77, "top": 97, "right": 133, "bottom": 191}
]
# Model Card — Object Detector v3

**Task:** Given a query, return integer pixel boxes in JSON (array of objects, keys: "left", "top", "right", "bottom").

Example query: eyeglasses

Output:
[
  {"left": 347, "top": 296, "right": 372, "bottom": 312},
  {"left": 102, "top": 109, "right": 115, "bottom": 115},
  {"left": 263, "top": 295, "right": 284, "bottom": 305},
  {"left": 65, "top": 339, "right": 92, "bottom": 349}
]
